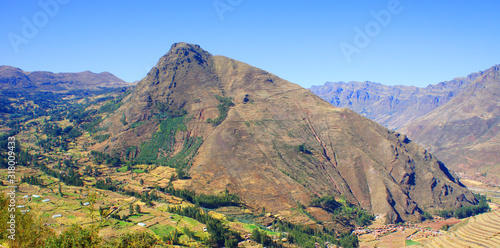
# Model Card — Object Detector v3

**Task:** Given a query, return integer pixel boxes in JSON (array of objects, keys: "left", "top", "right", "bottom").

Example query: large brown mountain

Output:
[
  {"left": 399, "top": 66, "right": 500, "bottom": 185},
  {"left": 309, "top": 78, "right": 477, "bottom": 130},
  {"left": 99, "top": 43, "right": 477, "bottom": 223},
  {"left": 0, "top": 65, "right": 130, "bottom": 91}
]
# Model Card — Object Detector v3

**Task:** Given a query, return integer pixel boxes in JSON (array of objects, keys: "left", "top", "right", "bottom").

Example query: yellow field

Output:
[{"left": 460, "top": 179, "right": 483, "bottom": 186}]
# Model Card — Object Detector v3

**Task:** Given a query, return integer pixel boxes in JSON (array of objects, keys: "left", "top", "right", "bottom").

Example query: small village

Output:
[{"left": 354, "top": 222, "right": 443, "bottom": 239}]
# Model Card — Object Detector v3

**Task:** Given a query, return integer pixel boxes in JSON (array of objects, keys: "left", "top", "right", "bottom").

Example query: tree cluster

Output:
[
  {"left": 310, "top": 195, "right": 374, "bottom": 227},
  {"left": 437, "top": 194, "right": 490, "bottom": 219},
  {"left": 90, "top": 151, "right": 122, "bottom": 167},
  {"left": 21, "top": 174, "right": 43, "bottom": 185},
  {"left": 166, "top": 205, "right": 241, "bottom": 247},
  {"left": 163, "top": 186, "right": 240, "bottom": 209},
  {"left": 39, "top": 163, "right": 84, "bottom": 187},
  {"left": 207, "top": 95, "right": 234, "bottom": 126}
]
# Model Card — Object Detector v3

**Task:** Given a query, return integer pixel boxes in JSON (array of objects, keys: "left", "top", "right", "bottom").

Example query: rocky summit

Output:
[{"left": 98, "top": 42, "right": 477, "bottom": 223}]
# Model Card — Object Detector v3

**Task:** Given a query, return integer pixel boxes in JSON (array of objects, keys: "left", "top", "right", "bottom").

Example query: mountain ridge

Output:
[
  {"left": 309, "top": 72, "right": 479, "bottom": 130},
  {"left": 0, "top": 65, "right": 131, "bottom": 91}
]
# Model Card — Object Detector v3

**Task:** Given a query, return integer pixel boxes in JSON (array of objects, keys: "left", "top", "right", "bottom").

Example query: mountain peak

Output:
[
  {"left": 169, "top": 42, "right": 203, "bottom": 52},
  {"left": 162, "top": 42, "right": 212, "bottom": 63},
  {"left": 144, "top": 42, "right": 214, "bottom": 82}
]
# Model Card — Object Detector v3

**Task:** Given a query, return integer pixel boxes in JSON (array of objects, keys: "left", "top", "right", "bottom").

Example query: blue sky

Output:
[{"left": 1, "top": 0, "right": 499, "bottom": 88}]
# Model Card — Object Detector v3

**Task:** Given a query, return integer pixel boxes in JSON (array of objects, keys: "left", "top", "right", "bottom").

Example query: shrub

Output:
[
  {"left": 296, "top": 143, "right": 312, "bottom": 154},
  {"left": 207, "top": 95, "right": 234, "bottom": 126}
]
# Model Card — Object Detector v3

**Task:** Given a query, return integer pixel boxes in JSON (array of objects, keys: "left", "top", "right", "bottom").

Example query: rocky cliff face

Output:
[
  {"left": 0, "top": 65, "right": 129, "bottom": 91},
  {"left": 100, "top": 43, "right": 477, "bottom": 223}
]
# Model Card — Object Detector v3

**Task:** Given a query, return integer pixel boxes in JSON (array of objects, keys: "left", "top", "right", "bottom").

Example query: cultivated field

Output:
[{"left": 421, "top": 209, "right": 500, "bottom": 248}]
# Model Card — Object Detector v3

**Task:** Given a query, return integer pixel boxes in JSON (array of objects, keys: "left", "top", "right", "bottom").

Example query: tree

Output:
[
  {"left": 251, "top": 228, "right": 261, "bottom": 243},
  {"left": 225, "top": 238, "right": 238, "bottom": 248},
  {"left": 129, "top": 204, "right": 134, "bottom": 216},
  {"left": 85, "top": 192, "right": 98, "bottom": 221},
  {"left": 163, "top": 229, "right": 181, "bottom": 245},
  {"left": 139, "top": 178, "right": 144, "bottom": 186},
  {"left": 99, "top": 206, "right": 105, "bottom": 220},
  {"left": 182, "top": 226, "right": 196, "bottom": 241},
  {"left": 135, "top": 204, "right": 141, "bottom": 213},
  {"left": 58, "top": 183, "right": 63, "bottom": 197}
]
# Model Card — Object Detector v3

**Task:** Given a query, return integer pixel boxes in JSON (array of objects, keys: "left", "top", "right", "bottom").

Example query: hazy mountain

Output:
[
  {"left": 96, "top": 42, "right": 476, "bottom": 223},
  {"left": 399, "top": 65, "right": 500, "bottom": 185},
  {"left": 0, "top": 66, "right": 36, "bottom": 89},
  {"left": 309, "top": 77, "right": 477, "bottom": 130},
  {"left": 0, "top": 65, "right": 131, "bottom": 91}
]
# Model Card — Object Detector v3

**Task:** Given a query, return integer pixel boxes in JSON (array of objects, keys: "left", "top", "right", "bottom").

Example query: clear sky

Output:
[{"left": 1, "top": 0, "right": 499, "bottom": 88}]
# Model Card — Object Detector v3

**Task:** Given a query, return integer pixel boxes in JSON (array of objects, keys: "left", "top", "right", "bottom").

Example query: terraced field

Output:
[{"left": 422, "top": 209, "right": 500, "bottom": 247}]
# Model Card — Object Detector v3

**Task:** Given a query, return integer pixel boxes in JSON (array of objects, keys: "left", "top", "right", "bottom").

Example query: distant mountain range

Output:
[
  {"left": 311, "top": 65, "right": 500, "bottom": 185},
  {"left": 0, "top": 65, "right": 132, "bottom": 91}
]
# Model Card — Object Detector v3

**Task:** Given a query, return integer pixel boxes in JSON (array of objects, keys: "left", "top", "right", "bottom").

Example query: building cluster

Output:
[{"left": 353, "top": 223, "right": 443, "bottom": 240}]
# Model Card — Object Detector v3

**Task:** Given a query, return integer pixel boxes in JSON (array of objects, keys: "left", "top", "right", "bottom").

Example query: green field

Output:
[
  {"left": 149, "top": 224, "right": 176, "bottom": 236},
  {"left": 405, "top": 240, "right": 420, "bottom": 246},
  {"left": 243, "top": 223, "right": 281, "bottom": 236}
]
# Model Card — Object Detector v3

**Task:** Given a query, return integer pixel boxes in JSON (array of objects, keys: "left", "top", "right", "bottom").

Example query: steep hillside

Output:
[
  {"left": 98, "top": 43, "right": 477, "bottom": 223},
  {"left": 0, "top": 65, "right": 131, "bottom": 91},
  {"left": 400, "top": 65, "right": 500, "bottom": 185},
  {"left": 310, "top": 77, "right": 474, "bottom": 130}
]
